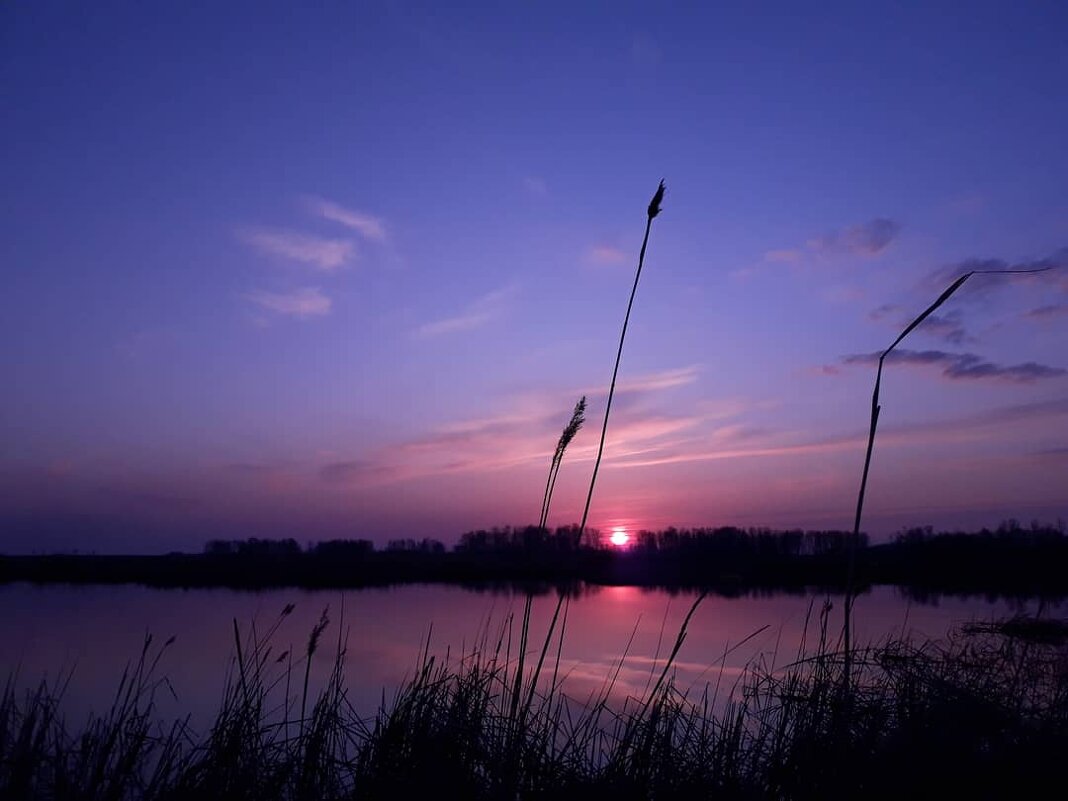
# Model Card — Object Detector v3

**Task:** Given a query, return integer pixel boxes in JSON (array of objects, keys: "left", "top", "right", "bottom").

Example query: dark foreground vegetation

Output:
[
  {"left": 2, "top": 602, "right": 1067, "bottom": 800},
  {"left": 3, "top": 519, "right": 1068, "bottom": 597}
]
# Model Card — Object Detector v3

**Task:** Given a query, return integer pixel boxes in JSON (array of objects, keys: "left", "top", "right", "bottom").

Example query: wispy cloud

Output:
[
  {"left": 224, "top": 462, "right": 300, "bottom": 492},
  {"left": 763, "top": 249, "right": 803, "bottom": 264},
  {"left": 605, "top": 365, "right": 700, "bottom": 395},
  {"left": 1025, "top": 304, "right": 1068, "bottom": 320},
  {"left": 914, "top": 311, "right": 971, "bottom": 345},
  {"left": 304, "top": 196, "right": 387, "bottom": 242},
  {"left": 808, "top": 218, "right": 901, "bottom": 256},
  {"left": 314, "top": 365, "right": 715, "bottom": 488},
  {"left": 922, "top": 247, "right": 1068, "bottom": 300},
  {"left": 319, "top": 460, "right": 402, "bottom": 484},
  {"left": 609, "top": 396, "right": 1068, "bottom": 470},
  {"left": 238, "top": 227, "right": 355, "bottom": 270},
  {"left": 586, "top": 244, "right": 628, "bottom": 266},
  {"left": 762, "top": 218, "right": 901, "bottom": 269},
  {"left": 839, "top": 348, "right": 1066, "bottom": 383},
  {"left": 868, "top": 304, "right": 900, "bottom": 321},
  {"left": 1034, "top": 446, "right": 1068, "bottom": 460},
  {"left": 869, "top": 304, "right": 970, "bottom": 345},
  {"left": 246, "top": 286, "right": 332, "bottom": 318},
  {"left": 414, "top": 285, "right": 516, "bottom": 338},
  {"left": 941, "top": 193, "right": 987, "bottom": 217}
]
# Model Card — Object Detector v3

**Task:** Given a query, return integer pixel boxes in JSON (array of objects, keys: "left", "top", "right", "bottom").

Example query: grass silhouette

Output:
[
  {"left": 843, "top": 264, "right": 1054, "bottom": 686},
  {"left": 578, "top": 179, "right": 666, "bottom": 541},
  {"left": 3, "top": 603, "right": 1067, "bottom": 799},
  {"left": 538, "top": 396, "right": 586, "bottom": 531}
]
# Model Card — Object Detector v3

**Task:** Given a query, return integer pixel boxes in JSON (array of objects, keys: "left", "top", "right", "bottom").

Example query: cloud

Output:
[
  {"left": 586, "top": 244, "right": 628, "bottom": 266},
  {"left": 868, "top": 304, "right": 900, "bottom": 321},
  {"left": 414, "top": 285, "right": 516, "bottom": 338},
  {"left": 762, "top": 218, "right": 902, "bottom": 272},
  {"left": 1025, "top": 304, "right": 1068, "bottom": 320},
  {"left": 808, "top": 218, "right": 901, "bottom": 256},
  {"left": 810, "top": 365, "right": 842, "bottom": 377},
  {"left": 304, "top": 196, "right": 387, "bottom": 242},
  {"left": 1034, "top": 446, "right": 1068, "bottom": 460},
  {"left": 246, "top": 286, "right": 332, "bottom": 318},
  {"left": 915, "top": 312, "right": 971, "bottom": 345},
  {"left": 822, "top": 285, "right": 865, "bottom": 304},
  {"left": 922, "top": 248, "right": 1068, "bottom": 300},
  {"left": 941, "top": 193, "right": 987, "bottom": 217},
  {"left": 239, "top": 228, "right": 355, "bottom": 270},
  {"left": 608, "top": 365, "right": 701, "bottom": 394},
  {"left": 319, "top": 460, "right": 402, "bottom": 484},
  {"left": 763, "top": 249, "right": 803, "bottom": 264},
  {"left": 314, "top": 365, "right": 714, "bottom": 488},
  {"left": 224, "top": 462, "right": 299, "bottom": 492},
  {"left": 839, "top": 349, "right": 1066, "bottom": 383},
  {"left": 609, "top": 396, "right": 1068, "bottom": 471},
  {"left": 870, "top": 304, "right": 971, "bottom": 345}
]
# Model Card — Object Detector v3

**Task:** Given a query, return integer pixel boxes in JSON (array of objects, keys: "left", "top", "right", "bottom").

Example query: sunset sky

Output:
[{"left": 3, "top": 2, "right": 1067, "bottom": 553}]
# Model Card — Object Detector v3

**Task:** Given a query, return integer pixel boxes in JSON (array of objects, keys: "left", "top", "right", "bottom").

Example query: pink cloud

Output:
[
  {"left": 238, "top": 228, "right": 355, "bottom": 270},
  {"left": 304, "top": 196, "right": 387, "bottom": 242},
  {"left": 586, "top": 244, "right": 628, "bottom": 265},
  {"left": 246, "top": 286, "right": 332, "bottom": 318},
  {"left": 763, "top": 249, "right": 803, "bottom": 263}
]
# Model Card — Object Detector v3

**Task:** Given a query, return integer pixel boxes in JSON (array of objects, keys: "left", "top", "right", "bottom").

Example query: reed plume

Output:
[{"left": 538, "top": 395, "right": 586, "bottom": 529}]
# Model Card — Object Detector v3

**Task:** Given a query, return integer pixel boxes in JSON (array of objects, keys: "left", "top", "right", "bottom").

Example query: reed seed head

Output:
[
  {"left": 648, "top": 180, "right": 666, "bottom": 219},
  {"left": 554, "top": 396, "right": 587, "bottom": 460},
  {"left": 306, "top": 608, "right": 330, "bottom": 658}
]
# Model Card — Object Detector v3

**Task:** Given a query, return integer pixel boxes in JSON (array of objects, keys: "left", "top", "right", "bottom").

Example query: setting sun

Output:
[{"left": 609, "top": 527, "right": 630, "bottom": 547}]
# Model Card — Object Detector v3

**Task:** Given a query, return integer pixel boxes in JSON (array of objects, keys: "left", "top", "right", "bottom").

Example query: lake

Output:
[{"left": 1, "top": 582, "right": 1057, "bottom": 730}]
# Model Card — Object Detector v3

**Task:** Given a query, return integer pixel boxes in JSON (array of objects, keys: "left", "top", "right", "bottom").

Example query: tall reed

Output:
[
  {"left": 507, "top": 183, "right": 667, "bottom": 780},
  {"left": 579, "top": 179, "right": 665, "bottom": 539},
  {"left": 843, "top": 264, "right": 1053, "bottom": 685}
]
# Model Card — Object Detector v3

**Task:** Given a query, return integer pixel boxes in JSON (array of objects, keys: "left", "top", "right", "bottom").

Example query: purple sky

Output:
[{"left": 2, "top": 2, "right": 1067, "bottom": 553}]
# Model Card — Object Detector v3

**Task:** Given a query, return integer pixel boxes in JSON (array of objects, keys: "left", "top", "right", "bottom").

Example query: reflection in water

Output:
[{"left": 0, "top": 582, "right": 1055, "bottom": 728}]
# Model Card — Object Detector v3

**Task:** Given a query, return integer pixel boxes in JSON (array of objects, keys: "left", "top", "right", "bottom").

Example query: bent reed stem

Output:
[{"left": 843, "top": 265, "right": 1053, "bottom": 688}]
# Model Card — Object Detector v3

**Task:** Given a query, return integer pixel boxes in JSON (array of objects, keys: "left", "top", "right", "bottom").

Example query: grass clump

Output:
[{"left": 3, "top": 603, "right": 1067, "bottom": 800}]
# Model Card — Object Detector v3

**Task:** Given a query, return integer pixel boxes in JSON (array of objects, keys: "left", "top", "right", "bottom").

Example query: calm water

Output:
[{"left": 1, "top": 582, "right": 1056, "bottom": 728}]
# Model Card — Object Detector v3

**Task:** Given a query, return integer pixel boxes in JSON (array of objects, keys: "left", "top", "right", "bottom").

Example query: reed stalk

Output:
[
  {"left": 843, "top": 264, "right": 1053, "bottom": 687},
  {"left": 578, "top": 179, "right": 665, "bottom": 540}
]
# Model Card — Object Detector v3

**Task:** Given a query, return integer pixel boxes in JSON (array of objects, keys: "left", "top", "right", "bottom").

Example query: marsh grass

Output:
[{"left": 3, "top": 603, "right": 1067, "bottom": 800}]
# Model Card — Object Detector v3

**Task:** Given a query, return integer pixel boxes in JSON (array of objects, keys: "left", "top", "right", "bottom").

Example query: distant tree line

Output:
[{"left": 2, "top": 520, "right": 1065, "bottom": 596}]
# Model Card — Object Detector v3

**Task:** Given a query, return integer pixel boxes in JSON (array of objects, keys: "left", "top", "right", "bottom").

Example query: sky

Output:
[{"left": 2, "top": 1, "right": 1067, "bottom": 554}]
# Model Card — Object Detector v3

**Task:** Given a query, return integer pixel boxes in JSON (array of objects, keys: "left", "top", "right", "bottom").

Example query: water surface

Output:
[{"left": 1, "top": 582, "right": 1053, "bottom": 728}]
